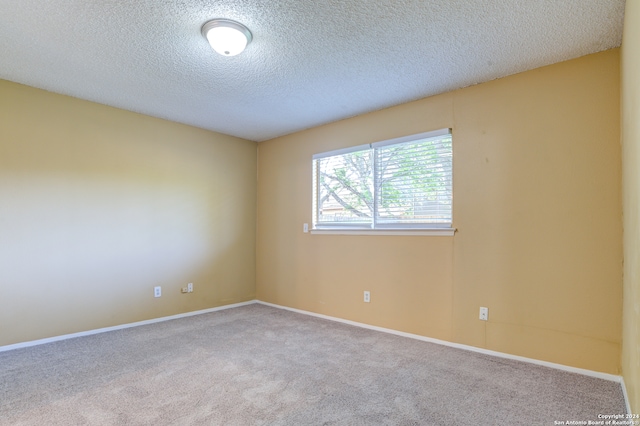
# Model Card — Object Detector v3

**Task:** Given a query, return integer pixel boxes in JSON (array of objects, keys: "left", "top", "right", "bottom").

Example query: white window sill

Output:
[{"left": 310, "top": 228, "right": 456, "bottom": 236}]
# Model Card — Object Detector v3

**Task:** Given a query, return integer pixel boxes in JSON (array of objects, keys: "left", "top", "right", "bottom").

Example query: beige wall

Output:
[
  {"left": 257, "top": 49, "right": 622, "bottom": 374},
  {"left": 0, "top": 43, "right": 624, "bottom": 380},
  {"left": 622, "top": 0, "right": 640, "bottom": 413},
  {"left": 0, "top": 80, "right": 257, "bottom": 347}
]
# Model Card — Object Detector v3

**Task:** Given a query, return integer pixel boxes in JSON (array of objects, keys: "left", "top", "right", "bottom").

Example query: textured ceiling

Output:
[{"left": 0, "top": 0, "right": 626, "bottom": 142}]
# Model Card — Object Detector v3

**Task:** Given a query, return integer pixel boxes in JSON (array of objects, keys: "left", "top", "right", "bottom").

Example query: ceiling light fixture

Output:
[{"left": 201, "top": 19, "right": 252, "bottom": 57}]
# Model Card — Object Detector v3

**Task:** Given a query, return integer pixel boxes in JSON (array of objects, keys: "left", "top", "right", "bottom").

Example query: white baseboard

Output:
[
  {"left": 257, "top": 300, "right": 626, "bottom": 386},
  {"left": 1, "top": 297, "right": 629, "bottom": 413},
  {"left": 621, "top": 376, "right": 632, "bottom": 414},
  {"left": 0, "top": 300, "right": 257, "bottom": 353}
]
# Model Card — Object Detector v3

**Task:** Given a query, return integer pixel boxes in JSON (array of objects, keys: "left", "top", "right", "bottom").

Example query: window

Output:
[{"left": 312, "top": 128, "right": 452, "bottom": 232}]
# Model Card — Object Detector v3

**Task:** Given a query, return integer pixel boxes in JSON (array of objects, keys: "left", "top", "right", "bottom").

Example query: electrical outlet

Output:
[
  {"left": 154, "top": 286, "right": 162, "bottom": 298},
  {"left": 479, "top": 307, "right": 488, "bottom": 321},
  {"left": 303, "top": 223, "right": 309, "bottom": 233},
  {"left": 187, "top": 282, "right": 193, "bottom": 293},
  {"left": 364, "top": 291, "right": 370, "bottom": 303}
]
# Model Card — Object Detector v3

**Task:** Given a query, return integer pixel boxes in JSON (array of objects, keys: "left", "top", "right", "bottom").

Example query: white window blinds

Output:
[
  {"left": 373, "top": 130, "right": 452, "bottom": 227},
  {"left": 313, "top": 129, "right": 452, "bottom": 229},
  {"left": 313, "top": 145, "right": 373, "bottom": 227}
]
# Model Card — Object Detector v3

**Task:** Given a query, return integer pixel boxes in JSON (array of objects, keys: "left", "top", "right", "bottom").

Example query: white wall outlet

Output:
[
  {"left": 154, "top": 286, "right": 162, "bottom": 298},
  {"left": 364, "top": 291, "right": 370, "bottom": 303},
  {"left": 187, "top": 282, "right": 193, "bottom": 293},
  {"left": 479, "top": 307, "right": 488, "bottom": 321},
  {"left": 303, "top": 223, "right": 309, "bottom": 233}
]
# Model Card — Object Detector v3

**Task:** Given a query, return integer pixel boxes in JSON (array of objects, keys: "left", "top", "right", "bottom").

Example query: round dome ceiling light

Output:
[{"left": 201, "top": 19, "right": 252, "bottom": 57}]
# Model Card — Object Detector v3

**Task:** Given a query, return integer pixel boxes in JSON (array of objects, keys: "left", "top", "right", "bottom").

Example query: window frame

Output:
[{"left": 311, "top": 128, "right": 455, "bottom": 236}]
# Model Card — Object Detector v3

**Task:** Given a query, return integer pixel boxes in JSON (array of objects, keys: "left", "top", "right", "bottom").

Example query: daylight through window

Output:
[{"left": 312, "top": 129, "right": 452, "bottom": 230}]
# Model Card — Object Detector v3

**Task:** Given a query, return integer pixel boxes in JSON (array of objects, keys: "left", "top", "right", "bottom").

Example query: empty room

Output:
[{"left": 1, "top": 0, "right": 639, "bottom": 424}]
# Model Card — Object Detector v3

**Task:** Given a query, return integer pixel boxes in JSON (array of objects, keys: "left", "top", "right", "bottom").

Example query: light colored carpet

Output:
[{"left": 0, "top": 303, "right": 626, "bottom": 425}]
